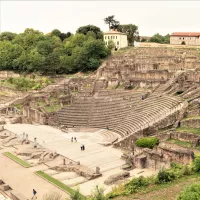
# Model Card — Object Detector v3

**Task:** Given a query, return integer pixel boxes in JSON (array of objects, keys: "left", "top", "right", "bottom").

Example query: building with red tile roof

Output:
[{"left": 170, "top": 32, "right": 200, "bottom": 45}]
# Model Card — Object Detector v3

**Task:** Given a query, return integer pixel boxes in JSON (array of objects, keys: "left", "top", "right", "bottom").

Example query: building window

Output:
[
  {"left": 183, "top": 37, "right": 184, "bottom": 40},
  {"left": 117, "top": 41, "right": 119, "bottom": 45},
  {"left": 111, "top": 36, "right": 112, "bottom": 39},
  {"left": 108, "top": 36, "right": 109, "bottom": 39},
  {"left": 179, "top": 37, "right": 181, "bottom": 40},
  {"left": 116, "top": 36, "right": 117, "bottom": 39}
]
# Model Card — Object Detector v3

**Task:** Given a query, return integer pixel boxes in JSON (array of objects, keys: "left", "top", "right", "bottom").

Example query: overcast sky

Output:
[{"left": 1, "top": 1, "right": 200, "bottom": 36}]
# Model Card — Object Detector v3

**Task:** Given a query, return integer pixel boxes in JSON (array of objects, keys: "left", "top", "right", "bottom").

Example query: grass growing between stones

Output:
[
  {"left": 176, "top": 127, "right": 200, "bottom": 135},
  {"left": 167, "top": 139, "right": 193, "bottom": 148},
  {"left": 182, "top": 116, "right": 200, "bottom": 120},
  {"left": 36, "top": 171, "right": 86, "bottom": 199},
  {"left": 3, "top": 152, "right": 31, "bottom": 168},
  {"left": 45, "top": 104, "right": 61, "bottom": 113}
]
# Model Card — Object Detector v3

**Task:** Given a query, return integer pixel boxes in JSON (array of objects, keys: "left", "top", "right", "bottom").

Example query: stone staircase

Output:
[{"left": 155, "top": 71, "right": 185, "bottom": 94}]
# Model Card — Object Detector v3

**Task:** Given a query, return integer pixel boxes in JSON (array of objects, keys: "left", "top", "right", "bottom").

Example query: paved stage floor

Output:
[
  {"left": 3, "top": 124, "right": 157, "bottom": 196},
  {"left": 4, "top": 124, "right": 124, "bottom": 172}
]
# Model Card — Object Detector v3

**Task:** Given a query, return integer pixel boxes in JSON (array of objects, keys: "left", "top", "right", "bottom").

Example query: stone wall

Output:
[
  {"left": 96, "top": 48, "right": 200, "bottom": 89},
  {"left": 133, "top": 142, "right": 194, "bottom": 170},
  {"left": 22, "top": 106, "right": 47, "bottom": 124},
  {"left": 171, "top": 131, "right": 200, "bottom": 144},
  {"left": 0, "top": 71, "right": 20, "bottom": 79},
  {"left": 158, "top": 142, "right": 194, "bottom": 164},
  {"left": 181, "top": 118, "right": 200, "bottom": 128}
]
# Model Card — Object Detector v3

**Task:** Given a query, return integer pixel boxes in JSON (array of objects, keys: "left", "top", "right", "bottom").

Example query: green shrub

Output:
[
  {"left": 135, "top": 137, "right": 159, "bottom": 149},
  {"left": 124, "top": 176, "right": 150, "bottom": 194},
  {"left": 192, "top": 155, "right": 200, "bottom": 172},
  {"left": 181, "top": 165, "right": 193, "bottom": 176},
  {"left": 156, "top": 169, "right": 177, "bottom": 184},
  {"left": 106, "top": 184, "right": 125, "bottom": 199},
  {"left": 90, "top": 186, "right": 107, "bottom": 200},
  {"left": 177, "top": 184, "right": 200, "bottom": 200},
  {"left": 70, "top": 189, "right": 83, "bottom": 200}
]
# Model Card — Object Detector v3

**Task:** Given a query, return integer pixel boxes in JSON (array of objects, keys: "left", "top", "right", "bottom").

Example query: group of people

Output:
[
  {"left": 71, "top": 136, "right": 85, "bottom": 151},
  {"left": 81, "top": 144, "right": 85, "bottom": 151},
  {"left": 71, "top": 137, "right": 77, "bottom": 142}
]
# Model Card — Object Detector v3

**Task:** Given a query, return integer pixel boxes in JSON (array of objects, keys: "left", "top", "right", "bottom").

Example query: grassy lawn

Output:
[
  {"left": 182, "top": 116, "right": 200, "bottom": 120},
  {"left": 176, "top": 127, "right": 200, "bottom": 135},
  {"left": 36, "top": 171, "right": 86, "bottom": 199},
  {"left": 3, "top": 152, "right": 31, "bottom": 168},
  {"left": 45, "top": 104, "right": 61, "bottom": 113},
  {"left": 167, "top": 139, "right": 193, "bottom": 148},
  {"left": 114, "top": 174, "right": 200, "bottom": 200}
]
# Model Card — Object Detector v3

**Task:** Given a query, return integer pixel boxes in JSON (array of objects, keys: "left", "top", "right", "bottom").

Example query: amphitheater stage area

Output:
[
  {"left": 4, "top": 124, "right": 124, "bottom": 173},
  {"left": 4, "top": 124, "right": 157, "bottom": 195}
]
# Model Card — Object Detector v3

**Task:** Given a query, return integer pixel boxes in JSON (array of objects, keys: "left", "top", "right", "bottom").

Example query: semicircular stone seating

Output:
[{"left": 57, "top": 89, "right": 183, "bottom": 143}]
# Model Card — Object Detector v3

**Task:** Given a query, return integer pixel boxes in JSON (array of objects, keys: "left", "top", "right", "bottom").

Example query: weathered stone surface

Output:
[
  {"left": 52, "top": 163, "right": 101, "bottom": 180},
  {"left": 104, "top": 171, "right": 130, "bottom": 185},
  {"left": 121, "top": 164, "right": 132, "bottom": 170},
  {"left": 181, "top": 118, "right": 200, "bottom": 128},
  {"left": 171, "top": 131, "right": 200, "bottom": 144}
]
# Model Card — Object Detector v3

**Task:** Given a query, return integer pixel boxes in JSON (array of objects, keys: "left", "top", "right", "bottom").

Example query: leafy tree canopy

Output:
[
  {"left": 104, "top": 15, "right": 119, "bottom": 30},
  {"left": 149, "top": 33, "right": 170, "bottom": 44},
  {"left": 0, "top": 32, "right": 17, "bottom": 41},
  {"left": 118, "top": 24, "right": 139, "bottom": 45},
  {"left": 76, "top": 25, "right": 103, "bottom": 40},
  {"left": 0, "top": 28, "right": 110, "bottom": 75}
]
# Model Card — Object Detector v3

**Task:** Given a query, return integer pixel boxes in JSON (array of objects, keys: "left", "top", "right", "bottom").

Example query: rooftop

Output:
[
  {"left": 171, "top": 32, "right": 200, "bottom": 37},
  {"left": 104, "top": 30, "right": 127, "bottom": 35}
]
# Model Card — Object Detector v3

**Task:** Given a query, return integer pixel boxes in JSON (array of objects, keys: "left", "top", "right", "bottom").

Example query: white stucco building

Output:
[{"left": 104, "top": 30, "right": 128, "bottom": 49}]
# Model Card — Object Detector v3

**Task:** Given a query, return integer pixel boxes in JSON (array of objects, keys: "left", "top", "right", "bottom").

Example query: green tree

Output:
[
  {"left": 118, "top": 24, "right": 139, "bottom": 45},
  {"left": 59, "top": 32, "right": 72, "bottom": 41},
  {"left": 107, "top": 40, "right": 115, "bottom": 51},
  {"left": 76, "top": 25, "right": 103, "bottom": 40},
  {"left": 51, "top": 29, "right": 61, "bottom": 37},
  {"left": 0, "top": 32, "right": 17, "bottom": 41},
  {"left": 149, "top": 33, "right": 170, "bottom": 44},
  {"left": 0, "top": 41, "right": 23, "bottom": 70},
  {"left": 0, "top": 28, "right": 110, "bottom": 74},
  {"left": 164, "top": 34, "right": 170, "bottom": 44},
  {"left": 42, "top": 51, "right": 60, "bottom": 75},
  {"left": 104, "top": 15, "right": 119, "bottom": 30},
  {"left": 141, "top": 38, "right": 147, "bottom": 42},
  {"left": 51, "top": 29, "right": 72, "bottom": 41}
]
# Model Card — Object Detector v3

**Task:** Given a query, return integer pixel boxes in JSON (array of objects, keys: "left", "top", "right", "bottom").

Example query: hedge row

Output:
[{"left": 135, "top": 137, "right": 159, "bottom": 149}]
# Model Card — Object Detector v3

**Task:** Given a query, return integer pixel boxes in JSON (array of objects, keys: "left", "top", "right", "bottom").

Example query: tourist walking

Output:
[
  {"left": 71, "top": 137, "right": 73, "bottom": 142},
  {"left": 82, "top": 145, "right": 85, "bottom": 151},
  {"left": 74, "top": 137, "right": 77, "bottom": 142},
  {"left": 31, "top": 189, "right": 37, "bottom": 199},
  {"left": 80, "top": 144, "right": 83, "bottom": 151}
]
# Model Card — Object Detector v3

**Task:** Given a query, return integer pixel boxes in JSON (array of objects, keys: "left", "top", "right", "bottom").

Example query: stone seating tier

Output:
[{"left": 57, "top": 90, "right": 182, "bottom": 138}]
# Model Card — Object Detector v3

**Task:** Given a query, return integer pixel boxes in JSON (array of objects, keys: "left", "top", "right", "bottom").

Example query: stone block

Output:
[
  {"left": 10, "top": 190, "right": 27, "bottom": 200},
  {"left": 104, "top": 171, "right": 130, "bottom": 185},
  {"left": 0, "top": 184, "right": 10, "bottom": 191}
]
